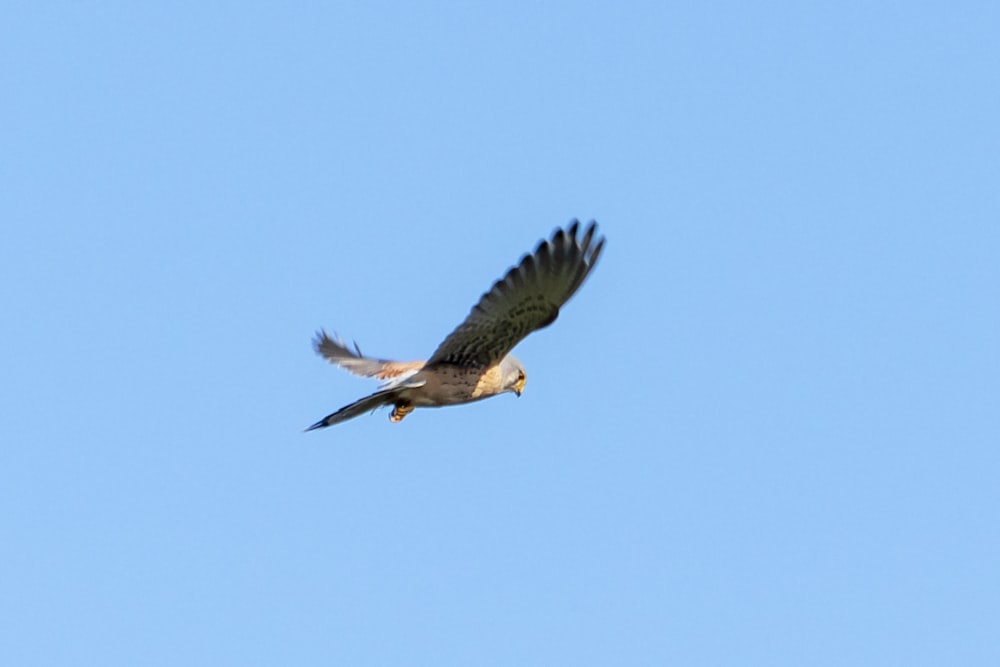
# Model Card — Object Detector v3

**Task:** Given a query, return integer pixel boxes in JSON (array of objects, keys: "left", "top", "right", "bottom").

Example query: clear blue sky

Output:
[{"left": 2, "top": 2, "right": 998, "bottom": 665}]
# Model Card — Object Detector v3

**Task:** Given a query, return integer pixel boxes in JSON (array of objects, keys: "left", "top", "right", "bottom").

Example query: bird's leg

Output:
[{"left": 389, "top": 402, "right": 414, "bottom": 423}]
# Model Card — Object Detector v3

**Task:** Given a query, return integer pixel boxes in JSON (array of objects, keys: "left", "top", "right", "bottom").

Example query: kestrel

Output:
[{"left": 306, "top": 220, "right": 605, "bottom": 430}]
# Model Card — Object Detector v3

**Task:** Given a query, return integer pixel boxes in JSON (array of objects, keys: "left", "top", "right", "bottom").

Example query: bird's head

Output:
[{"left": 500, "top": 356, "right": 527, "bottom": 397}]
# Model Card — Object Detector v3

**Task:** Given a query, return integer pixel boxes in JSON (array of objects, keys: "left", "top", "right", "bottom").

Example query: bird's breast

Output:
[{"left": 408, "top": 365, "right": 503, "bottom": 406}]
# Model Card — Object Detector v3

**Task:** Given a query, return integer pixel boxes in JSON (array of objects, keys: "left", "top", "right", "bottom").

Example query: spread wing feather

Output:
[
  {"left": 426, "top": 220, "right": 605, "bottom": 369},
  {"left": 313, "top": 330, "right": 425, "bottom": 380}
]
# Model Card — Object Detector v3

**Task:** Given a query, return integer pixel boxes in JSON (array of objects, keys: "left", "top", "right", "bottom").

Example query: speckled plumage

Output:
[{"left": 306, "top": 221, "right": 605, "bottom": 430}]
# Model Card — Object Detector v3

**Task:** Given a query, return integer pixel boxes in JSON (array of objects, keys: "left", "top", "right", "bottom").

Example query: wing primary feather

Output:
[
  {"left": 579, "top": 220, "right": 597, "bottom": 253},
  {"left": 425, "top": 220, "right": 605, "bottom": 369},
  {"left": 567, "top": 219, "right": 580, "bottom": 238},
  {"left": 313, "top": 329, "right": 425, "bottom": 379}
]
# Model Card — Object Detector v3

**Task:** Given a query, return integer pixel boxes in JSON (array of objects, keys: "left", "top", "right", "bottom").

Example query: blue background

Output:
[{"left": 3, "top": 2, "right": 998, "bottom": 664}]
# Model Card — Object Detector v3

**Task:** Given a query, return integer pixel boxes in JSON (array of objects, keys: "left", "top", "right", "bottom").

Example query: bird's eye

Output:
[{"left": 517, "top": 371, "right": 525, "bottom": 382}]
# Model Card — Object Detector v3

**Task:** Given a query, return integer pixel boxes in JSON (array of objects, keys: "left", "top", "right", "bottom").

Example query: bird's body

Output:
[{"left": 307, "top": 221, "right": 604, "bottom": 430}]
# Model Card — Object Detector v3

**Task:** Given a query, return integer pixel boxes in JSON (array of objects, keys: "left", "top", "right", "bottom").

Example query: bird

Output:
[{"left": 306, "top": 220, "right": 605, "bottom": 430}]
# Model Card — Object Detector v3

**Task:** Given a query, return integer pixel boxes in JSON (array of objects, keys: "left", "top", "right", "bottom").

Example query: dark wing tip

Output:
[
  {"left": 589, "top": 235, "right": 606, "bottom": 265},
  {"left": 312, "top": 329, "right": 329, "bottom": 354},
  {"left": 579, "top": 220, "right": 598, "bottom": 251},
  {"left": 576, "top": 220, "right": 605, "bottom": 268},
  {"left": 554, "top": 218, "right": 602, "bottom": 249},
  {"left": 313, "top": 329, "right": 366, "bottom": 362}
]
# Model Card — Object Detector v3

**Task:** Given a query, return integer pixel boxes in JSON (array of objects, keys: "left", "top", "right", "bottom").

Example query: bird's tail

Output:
[{"left": 305, "top": 387, "right": 400, "bottom": 431}]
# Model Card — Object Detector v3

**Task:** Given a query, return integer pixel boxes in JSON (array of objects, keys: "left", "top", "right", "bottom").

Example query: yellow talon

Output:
[{"left": 390, "top": 403, "right": 414, "bottom": 423}]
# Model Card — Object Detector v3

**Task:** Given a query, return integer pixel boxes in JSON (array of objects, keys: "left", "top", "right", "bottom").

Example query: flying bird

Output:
[{"left": 306, "top": 220, "right": 605, "bottom": 430}]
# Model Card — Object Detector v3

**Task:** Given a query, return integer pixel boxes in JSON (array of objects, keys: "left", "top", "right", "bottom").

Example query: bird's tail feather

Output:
[{"left": 305, "top": 387, "right": 401, "bottom": 431}]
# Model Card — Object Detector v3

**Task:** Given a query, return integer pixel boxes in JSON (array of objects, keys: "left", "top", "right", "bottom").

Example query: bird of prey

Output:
[{"left": 306, "top": 220, "right": 605, "bottom": 430}]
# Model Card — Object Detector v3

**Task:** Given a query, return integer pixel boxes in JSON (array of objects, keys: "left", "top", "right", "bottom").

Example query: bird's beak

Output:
[{"left": 514, "top": 389, "right": 522, "bottom": 397}]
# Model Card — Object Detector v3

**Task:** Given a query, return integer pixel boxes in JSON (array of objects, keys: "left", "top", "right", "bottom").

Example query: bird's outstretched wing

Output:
[
  {"left": 313, "top": 330, "right": 425, "bottom": 380},
  {"left": 426, "top": 220, "right": 604, "bottom": 369}
]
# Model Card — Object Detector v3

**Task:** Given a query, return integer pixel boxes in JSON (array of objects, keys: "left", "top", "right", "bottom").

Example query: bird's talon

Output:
[{"left": 390, "top": 403, "right": 414, "bottom": 423}]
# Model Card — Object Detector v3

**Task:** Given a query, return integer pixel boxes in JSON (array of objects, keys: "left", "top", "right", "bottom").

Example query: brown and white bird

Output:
[{"left": 306, "top": 220, "right": 605, "bottom": 430}]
